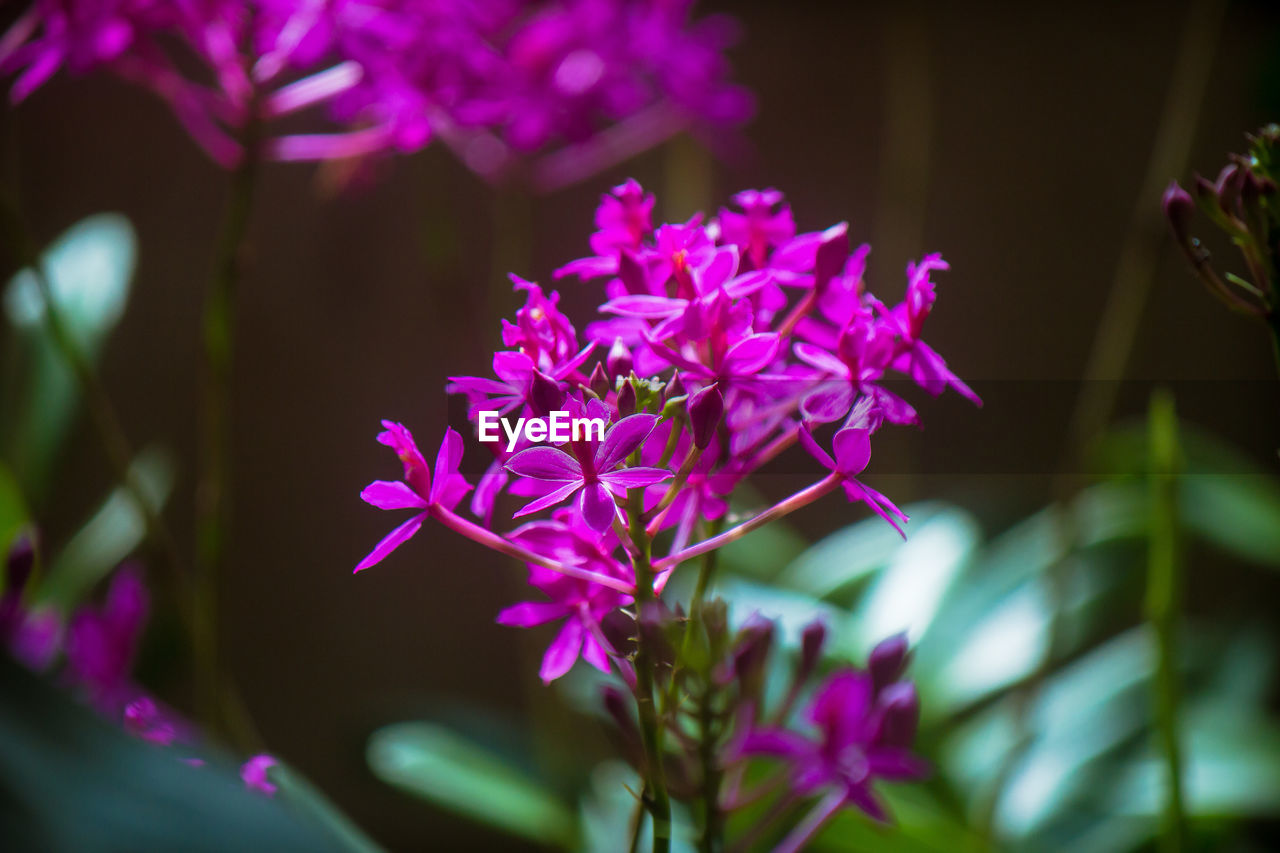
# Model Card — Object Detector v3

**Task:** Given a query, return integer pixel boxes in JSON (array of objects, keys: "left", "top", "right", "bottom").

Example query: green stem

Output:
[
  {"left": 1147, "top": 390, "right": 1186, "bottom": 853},
  {"left": 195, "top": 124, "right": 260, "bottom": 735},
  {"left": 627, "top": 489, "right": 671, "bottom": 853}
]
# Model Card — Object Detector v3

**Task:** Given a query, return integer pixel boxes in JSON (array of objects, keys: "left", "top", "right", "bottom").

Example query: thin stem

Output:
[
  {"left": 1267, "top": 309, "right": 1280, "bottom": 379},
  {"left": 981, "top": 0, "right": 1224, "bottom": 836},
  {"left": 628, "top": 489, "right": 672, "bottom": 853},
  {"left": 195, "top": 111, "right": 261, "bottom": 732},
  {"left": 430, "top": 505, "right": 636, "bottom": 594},
  {"left": 654, "top": 475, "right": 841, "bottom": 572},
  {"left": 1147, "top": 390, "right": 1186, "bottom": 852}
]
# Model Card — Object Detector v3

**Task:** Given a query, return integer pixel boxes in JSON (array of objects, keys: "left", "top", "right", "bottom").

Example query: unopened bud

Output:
[
  {"left": 606, "top": 338, "right": 632, "bottom": 377},
  {"left": 799, "top": 619, "right": 827, "bottom": 678},
  {"left": 687, "top": 384, "right": 724, "bottom": 449},
  {"left": 616, "top": 378, "right": 637, "bottom": 417},
  {"left": 1162, "top": 181, "right": 1195, "bottom": 246},
  {"left": 869, "top": 632, "right": 911, "bottom": 694},
  {"left": 528, "top": 370, "right": 565, "bottom": 418},
  {"left": 665, "top": 370, "right": 686, "bottom": 403},
  {"left": 5, "top": 532, "right": 35, "bottom": 593},
  {"left": 876, "top": 682, "right": 920, "bottom": 748},
  {"left": 1215, "top": 163, "right": 1244, "bottom": 214},
  {"left": 588, "top": 362, "right": 610, "bottom": 398}
]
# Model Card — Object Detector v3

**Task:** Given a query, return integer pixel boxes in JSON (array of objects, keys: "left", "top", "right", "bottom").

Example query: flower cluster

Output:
[
  {"left": 0, "top": 0, "right": 752, "bottom": 183},
  {"left": 1164, "top": 125, "right": 1280, "bottom": 368},
  {"left": 357, "top": 180, "right": 976, "bottom": 840}
]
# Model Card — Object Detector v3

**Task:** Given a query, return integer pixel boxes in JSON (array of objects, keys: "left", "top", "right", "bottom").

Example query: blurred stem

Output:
[
  {"left": 196, "top": 118, "right": 261, "bottom": 737},
  {"left": 1147, "top": 389, "right": 1186, "bottom": 852},
  {"left": 628, "top": 489, "right": 671, "bottom": 853},
  {"left": 980, "top": 0, "right": 1224, "bottom": 837}
]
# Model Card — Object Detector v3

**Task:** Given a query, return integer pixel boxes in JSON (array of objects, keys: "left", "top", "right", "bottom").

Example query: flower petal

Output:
[
  {"left": 595, "top": 414, "right": 659, "bottom": 471},
  {"left": 429, "top": 428, "right": 468, "bottom": 505},
  {"left": 579, "top": 482, "right": 618, "bottom": 532},
  {"left": 796, "top": 425, "right": 836, "bottom": 471},
  {"left": 723, "top": 333, "right": 781, "bottom": 376},
  {"left": 831, "top": 427, "right": 871, "bottom": 477},
  {"left": 354, "top": 512, "right": 426, "bottom": 573},
  {"left": 601, "top": 467, "right": 674, "bottom": 491},
  {"left": 496, "top": 601, "right": 567, "bottom": 628},
  {"left": 506, "top": 446, "right": 582, "bottom": 480},
  {"left": 513, "top": 480, "right": 584, "bottom": 518},
  {"left": 539, "top": 619, "right": 584, "bottom": 683}
]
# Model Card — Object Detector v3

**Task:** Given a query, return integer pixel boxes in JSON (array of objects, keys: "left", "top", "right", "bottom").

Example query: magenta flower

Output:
[
  {"left": 65, "top": 563, "right": 149, "bottom": 706},
  {"left": 740, "top": 666, "right": 928, "bottom": 827},
  {"left": 355, "top": 423, "right": 472, "bottom": 572},
  {"left": 241, "top": 754, "right": 279, "bottom": 796},
  {"left": 497, "top": 510, "right": 633, "bottom": 682},
  {"left": 505, "top": 407, "right": 671, "bottom": 532},
  {"left": 798, "top": 423, "right": 908, "bottom": 535},
  {"left": 123, "top": 695, "right": 178, "bottom": 746}
]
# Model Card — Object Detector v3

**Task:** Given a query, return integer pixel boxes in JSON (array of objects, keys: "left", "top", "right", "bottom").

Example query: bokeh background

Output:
[{"left": 4, "top": 0, "right": 1280, "bottom": 849}]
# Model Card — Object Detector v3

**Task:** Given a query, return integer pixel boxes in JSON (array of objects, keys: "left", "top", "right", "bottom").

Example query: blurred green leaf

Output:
[
  {"left": 814, "top": 785, "right": 991, "bottom": 853},
  {"left": 268, "top": 760, "right": 386, "bottom": 853},
  {"left": 367, "top": 721, "right": 576, "bottom": 847},
  {"left": 1097, "top": 422, "right": 1280, "bottom": 567},
  {"left": 2, "top": 214, "right": 137, "bottom": 493},
  {"left": 1110, "top": 702, "right": 1280, "bottom": 818},
  {"left": 0, "top": 655, "right": 347, "bottom": 852},
  {"left": 775, "top": 502, "right": 954, "bottom": 603},
  {"left": 35, "top": 446, "right": 174, "bottom": 610}
]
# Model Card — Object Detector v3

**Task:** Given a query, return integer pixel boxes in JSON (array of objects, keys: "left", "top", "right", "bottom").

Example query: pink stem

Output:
[
  {"left": 532, "top": 102, "right": 690, "bottom": 192},
  {"left": 264, "top": 61, "right": 362, "bottom": 118},
  {"left": 430, "top": 505, "right": 637, "bottom": 595},
  {"left": 652, "top": 474, "right": 841, "bottom": 572},
  {"left": 267, "top": 127, "right": 392, "bottom": 161}
]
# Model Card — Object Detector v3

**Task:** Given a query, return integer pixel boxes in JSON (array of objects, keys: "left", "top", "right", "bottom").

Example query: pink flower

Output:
[
  {"left": 241, "top": 753, "right": 279, "bottom": 795},
  {"left": 497, "top": 510, "right": 633, "bottom": 682},
  {"left": 355, "top": 423, "right": 472, "bottom": 572},
  {"left": 505, "top": 406, "right": 671, "bottom": 532}
]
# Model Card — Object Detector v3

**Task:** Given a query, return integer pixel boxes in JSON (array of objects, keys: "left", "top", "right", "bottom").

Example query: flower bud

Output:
[
  {"left": 799, "top": 619, "right": 827, "bottom": 678},
  {"left": 868, "top": 632, "right": 910, "bottom": 694},
  {"left": 616, "top": 378, "right": 637, "bottom": 417},
  {"left": 687, "top": 383, "right": 724, "bottom": 449},
  {"left": 1215, "top": 163, "right": 1244, "bottom": 214},
  {"left": 588, "top": 362, "right": 610, "bottom": 398},
  {"left": 813, "top": 222, "right": 850, "bottom": 295},
  {"left": 665, "top": 370, "right": 686, "bottom": 403},
  {"left": 875, "top": 682, "right": 920, "bottom": 748},
  {"left": 528, "top": 369, "right": 565, "bottom": 418},
  {"left": 733, "top": 618, "right": 774, "bottom": 696},
  {"left": 607, "top": 337, "right": 632, "bottom": 378},
  {"left": 1162, "top": 181, "right": 1194, "bottom": 246},
  {"left": 5, "top": 531, "right": 36, "bottom": 593}
]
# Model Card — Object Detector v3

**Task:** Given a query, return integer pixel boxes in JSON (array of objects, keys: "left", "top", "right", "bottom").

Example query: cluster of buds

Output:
[
  {"left": 357, "top": 180, "right": 978, "bottom": 842},
  {"left": 0, "top": 0, "right": 751, "bottom": 185},
  {"left": 1163, "top": 125, "right": 1280, "bottom": 365}
]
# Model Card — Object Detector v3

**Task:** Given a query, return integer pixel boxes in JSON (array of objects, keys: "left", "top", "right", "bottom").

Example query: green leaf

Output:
[
  {"left": 267, "top": 760, "right": 387, "bottom": 853},
  {"left": 814, "top": 785, "right": 990, "bottom": 853},
  {"left": 0, "top": 655, "right": 348, "bottom": 852},
  {"left": 36, "top": 446, "right": 174, "bottom": 609},
  {"left": 775, "top": 502, "right": 958, "bottom": 602},
  {"left": 2, "top": 214, "right": 137, "bottom": 491},
  {"left": 367, "top": 721, "right": 576, "bottom": 846}
]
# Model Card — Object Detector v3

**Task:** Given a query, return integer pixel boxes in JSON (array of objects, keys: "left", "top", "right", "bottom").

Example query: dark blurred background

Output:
[{"left": 3, "top": 0, "right": 1280, "bottom": 849}]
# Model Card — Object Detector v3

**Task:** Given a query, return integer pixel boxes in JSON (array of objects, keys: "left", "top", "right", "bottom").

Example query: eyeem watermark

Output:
[{"left": 478, "top": 410, "right": 607, "bottom": 452}]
